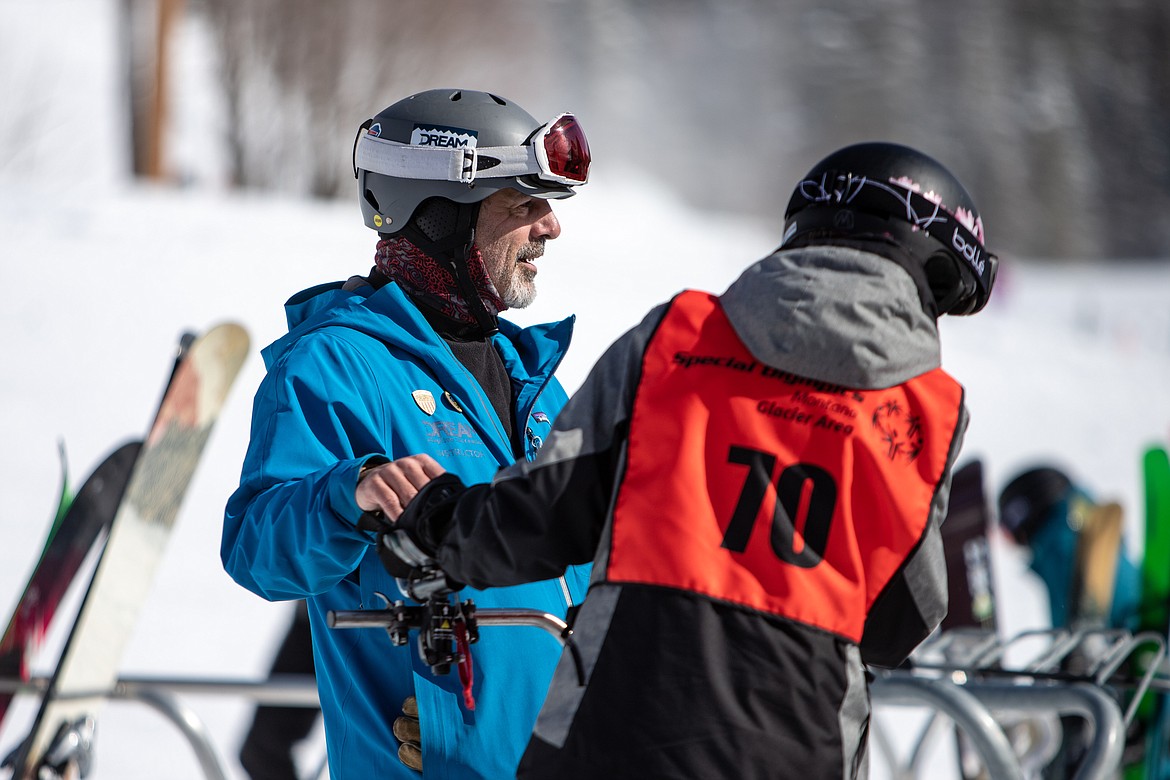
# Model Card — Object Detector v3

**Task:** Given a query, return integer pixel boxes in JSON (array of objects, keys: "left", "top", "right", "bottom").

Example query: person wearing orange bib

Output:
[{"left": 381, "top": 142, "right": 999, "bottom": 779}]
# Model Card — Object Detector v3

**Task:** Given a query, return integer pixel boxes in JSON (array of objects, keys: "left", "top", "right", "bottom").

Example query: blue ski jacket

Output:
[{"left": 222, "top": 279, "right": 591, "bottom": 779}]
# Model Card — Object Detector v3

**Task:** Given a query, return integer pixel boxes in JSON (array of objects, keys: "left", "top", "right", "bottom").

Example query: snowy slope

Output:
[{"left": 3, "top": 1, "right": 1170, "bottom": 778}]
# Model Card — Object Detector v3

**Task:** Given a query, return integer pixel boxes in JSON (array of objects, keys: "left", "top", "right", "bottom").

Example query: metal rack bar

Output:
[{"left": 871, "top": 674, "right": 1024, "bottom": 780}]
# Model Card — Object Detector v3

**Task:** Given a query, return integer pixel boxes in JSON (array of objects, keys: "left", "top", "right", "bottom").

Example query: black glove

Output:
[{"left": 376, "top": 473, "right": 467, "bottom": 581}]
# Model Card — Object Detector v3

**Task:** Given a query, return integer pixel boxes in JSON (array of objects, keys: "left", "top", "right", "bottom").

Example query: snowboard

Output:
[
  {"left": 940, "top": 459, "right": 998, "bottom": 632},
  {"left": 937, "top": 459, "right": 1001, "bottom": 780},
  {"left": 8, "top": 323, "right": 249, "bottom": 779},
  {"left": 0, "top": 441, "right": 141, "bottom": 727}
]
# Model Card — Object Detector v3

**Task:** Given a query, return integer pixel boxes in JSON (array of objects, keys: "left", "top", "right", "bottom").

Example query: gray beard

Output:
[{"left": 499, "top": 266, "right": 538, "bottom": 309}]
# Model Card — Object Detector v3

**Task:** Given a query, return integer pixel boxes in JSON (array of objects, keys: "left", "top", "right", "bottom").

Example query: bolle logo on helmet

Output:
[
  {"left": 368, "top": 123, "right": 382, "bottom": 138},
  {"left": 952, "top": 227, "right": 985, "bottom": 275},
  {"left": 410, "top": 124, "right": 478, "bottom": 149}
]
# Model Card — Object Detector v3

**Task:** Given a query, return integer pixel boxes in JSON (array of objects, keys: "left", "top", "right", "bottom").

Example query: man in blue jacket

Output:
[{"left": 222, "top": 88, "right": 593, "bottom": 779}]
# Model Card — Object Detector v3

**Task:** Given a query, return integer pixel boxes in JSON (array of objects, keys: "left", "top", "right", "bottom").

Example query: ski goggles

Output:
[{"left": 354, "top": 112, "right": 590, "bottom": 188}]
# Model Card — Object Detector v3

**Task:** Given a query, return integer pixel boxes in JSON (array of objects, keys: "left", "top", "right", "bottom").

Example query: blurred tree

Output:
[
  {"left": 200, "top": 0, "right": 557, "bottom": 198},
  {"left": 194, "top": 0, "right": 1170, "bottom": 259}
]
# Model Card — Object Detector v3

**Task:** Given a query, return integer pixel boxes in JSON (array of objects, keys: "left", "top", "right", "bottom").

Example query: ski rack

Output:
[
  {"left": 0, "top": 673, "right": 321, "bottom": 780},
  {"left": 870, "top": 626, "right": 1170, "bottom": 780},
  {"left": 0, "top": 600, "right": 578, "bottom": 779},
  {"left": 4, "top": 625, "right": 1160, "bottom": 779}
]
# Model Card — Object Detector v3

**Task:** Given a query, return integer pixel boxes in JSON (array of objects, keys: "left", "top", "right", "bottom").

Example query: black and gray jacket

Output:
[{"left": 402, "top": 245, "right": 969, "bottom": 780}]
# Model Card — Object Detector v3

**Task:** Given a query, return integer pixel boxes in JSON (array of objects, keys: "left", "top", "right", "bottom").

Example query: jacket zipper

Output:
[{"left": 523, "top": 382, "right": 575, "bottom": 609}]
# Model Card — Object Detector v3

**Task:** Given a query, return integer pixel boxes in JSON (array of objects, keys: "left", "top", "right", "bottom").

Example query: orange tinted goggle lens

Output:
[{"left": 543, "top": 115, "right": 590, "bottom": 183}]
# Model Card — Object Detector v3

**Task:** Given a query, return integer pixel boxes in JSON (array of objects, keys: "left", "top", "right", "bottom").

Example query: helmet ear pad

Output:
[{"left": 924, "top": 251, "right": 979, "bottom": 316}]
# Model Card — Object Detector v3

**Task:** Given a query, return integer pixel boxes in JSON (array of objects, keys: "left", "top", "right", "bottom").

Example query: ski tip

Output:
[
  {"left": 146, "top": 323, "right": 251, "bottom": 437},
  {"left": 205, "top": 321, "right": 248, "bottom": 336},
  {"left": 1142, "top": 445, "right": 1169, "bottom": 469},
  {"left": 177, "top": 331, "right": 197, "bottom": 357},
  {"left": 187, "top": 322, "right": 251, "bottom": 377},
  {"left": 200, "top": 322, "right": 251, "bottom": 355}
]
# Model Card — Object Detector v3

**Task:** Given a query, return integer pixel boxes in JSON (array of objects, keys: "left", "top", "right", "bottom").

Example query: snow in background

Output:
[{"left": 1, "top": 1, "right": 1169, "bottom": 777}]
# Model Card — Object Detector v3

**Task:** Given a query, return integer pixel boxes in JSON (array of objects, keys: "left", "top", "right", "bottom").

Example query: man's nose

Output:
[{"left": 532, "top": 202, "right": 561, "bottom": 241}]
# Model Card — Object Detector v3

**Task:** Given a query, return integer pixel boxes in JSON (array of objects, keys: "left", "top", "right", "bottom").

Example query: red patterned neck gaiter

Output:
[{"left": 374, "top": 237, "right": 506, "bottom": 326}]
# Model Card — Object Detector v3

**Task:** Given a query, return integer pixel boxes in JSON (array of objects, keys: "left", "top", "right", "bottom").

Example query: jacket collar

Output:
[{"left": 263, "top": 280, "right": 574, "bottom": 389}]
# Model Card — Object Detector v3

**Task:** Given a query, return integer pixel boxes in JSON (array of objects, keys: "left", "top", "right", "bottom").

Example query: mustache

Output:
[{"left": 516, "top": 241, "right": 545, "bottom": 262}]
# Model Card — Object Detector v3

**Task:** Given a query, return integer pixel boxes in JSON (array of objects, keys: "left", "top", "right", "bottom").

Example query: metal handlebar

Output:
[
  {"left": 329, "top": 601, "right": 585, "bottom": 686},
  {"left": 328, "top": 606, "right": 570, "bottom": 637}
]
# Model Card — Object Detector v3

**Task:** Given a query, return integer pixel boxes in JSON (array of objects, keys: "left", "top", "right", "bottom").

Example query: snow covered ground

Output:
[{"left": 2, "top": 1, "right": 1170, "bottom": 778}]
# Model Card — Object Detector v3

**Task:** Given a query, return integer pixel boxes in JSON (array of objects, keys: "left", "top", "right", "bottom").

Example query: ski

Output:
[
  {"left": 1069, "top": 500, "right": 1125, "bottom": 628},
  {"left": 0, "top": 441, "right": 141, "bottom": 728},
  {"left": 1139, "top": 445, "right": 1170, "bottom": 780},
  {"left": 48, "top": 442, "right": 74, "bottom": 544},
  {"left": 0, "top": 331, "right": 196, "bottom": 731},
  {"left": 7, "top": 323, "right": 249, "bottom": 779},
  {"left": 22, "top": 443, "right": 76, "bottom": 587}
]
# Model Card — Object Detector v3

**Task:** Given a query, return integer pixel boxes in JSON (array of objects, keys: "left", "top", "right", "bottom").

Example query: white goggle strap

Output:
[{"left": 355, "top": 133, "right": 543, "bottom": 185}]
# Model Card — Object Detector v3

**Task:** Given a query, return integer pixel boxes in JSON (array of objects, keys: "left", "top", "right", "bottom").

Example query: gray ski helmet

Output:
[
  {"left": 353, "top": 89, "right": 588, "bottom": 233},
  {"left": 782, "top": 142, "right": 997, "bottom": 315}
]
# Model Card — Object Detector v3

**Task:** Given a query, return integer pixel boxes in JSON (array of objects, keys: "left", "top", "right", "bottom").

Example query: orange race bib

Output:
[{"left": 607, "top": 291, "right": 963, "bottom": 642}]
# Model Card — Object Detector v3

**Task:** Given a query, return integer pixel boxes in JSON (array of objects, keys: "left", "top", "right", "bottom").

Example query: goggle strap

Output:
[
  {"left": 356, "top": 134, "right": 543, "bottom": 184},
  {"left": 474, "top": 145, "right": 541, "bottom": 179},
  {"left": 356, "top": 134, "right": 477, "bottom": 183}
]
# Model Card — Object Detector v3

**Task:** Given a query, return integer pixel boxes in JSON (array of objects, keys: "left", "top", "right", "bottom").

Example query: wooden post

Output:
[{"left": 143, "top": 0, "right": 183, "bottom": 180}]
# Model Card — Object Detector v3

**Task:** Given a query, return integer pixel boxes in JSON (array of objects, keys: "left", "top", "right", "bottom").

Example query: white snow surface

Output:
[{"left": 2, "top": 1, "right": 1170, "bottom": 777}]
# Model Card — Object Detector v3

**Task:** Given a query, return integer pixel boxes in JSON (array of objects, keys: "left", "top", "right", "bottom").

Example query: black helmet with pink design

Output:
[{"left": 782, "top": 142, "right": 997, "bottom": 315}]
